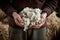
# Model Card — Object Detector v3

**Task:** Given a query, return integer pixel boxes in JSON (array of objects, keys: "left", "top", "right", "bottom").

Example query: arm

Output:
[
  {"left": 31, "top": 0, "right": 58, "bottom": 28},
  {"left": 42, "top": 0, "right": 58, "bottom": 17},
  {"left": 0, "top": 0, "right": 23, "bottom": 27},
  {"left": 0, "top": 0, "right": 17, "bottom": 18}
]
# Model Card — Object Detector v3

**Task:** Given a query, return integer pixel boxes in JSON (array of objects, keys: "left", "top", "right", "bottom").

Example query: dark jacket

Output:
[
  {"left": 0, "top": 0, "right": 58, "bottom": 28},
  {"left": 56, "top": 0, "right": 60, "bottom": 18}
]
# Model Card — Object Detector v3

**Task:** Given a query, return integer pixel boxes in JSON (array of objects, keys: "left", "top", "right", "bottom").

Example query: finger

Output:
[
  {"left": 31, "top": 24, "right": 39, "bottom": 28},
  {"left": 39, "top": 18, "right": 45, "bottom": 27},
  {"left": 32, "top": 22, "right": 45, "bottom": 28},
  {"left": 32, "top": 18, "right": 45, "bottom": 28},
  {"left": 15, "top": 19, "right": 20, "bottom": 26},
  {"left": 29, "top": 25, "right": 32, "bottom": 28},
  {"left": 32, "top": 24, "right": 41, "bottom": 28},
  {"left": 15, "top": 18, "right": 23, "bottom": 27},
  {"left": 17, "top": 16, "right": 23, "bottom": 23},
  {"left": 19, "top": 23, "right": 24, "bottom": 26},
  {"left": 39, "top": 22, "right": 45, "bottom": 27}
]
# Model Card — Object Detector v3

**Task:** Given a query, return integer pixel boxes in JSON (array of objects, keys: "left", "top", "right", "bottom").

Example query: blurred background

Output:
[{"left": 0, "top": 1, "right": 60, "bottom": 40}]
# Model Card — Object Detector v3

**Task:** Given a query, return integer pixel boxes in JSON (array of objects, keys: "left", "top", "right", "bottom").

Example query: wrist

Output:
[
  {"left": 41, "top": 12, "right": 47, "bottom": 19},
  {"left": 41, "top": 12, "right": 47, "bottom": 17},
  {"left": 12, "top": 12, "right": 17, "bottom": 17}
]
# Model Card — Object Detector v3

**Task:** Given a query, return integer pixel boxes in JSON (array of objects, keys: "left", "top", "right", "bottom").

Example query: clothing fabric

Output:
[
  {"left": 56, "top": 0, "right": 60, "bottom": 18},
  {"left": 9, "top": 26, "right": 46, "bottom": 40}
]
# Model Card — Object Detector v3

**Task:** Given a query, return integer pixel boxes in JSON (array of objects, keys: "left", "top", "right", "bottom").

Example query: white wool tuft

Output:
[{"left": 19, "top": 7, "right": 42, "bottom": 31}]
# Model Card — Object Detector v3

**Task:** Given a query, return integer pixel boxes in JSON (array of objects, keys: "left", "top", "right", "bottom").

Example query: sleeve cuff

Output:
[{"left": 41, "top": 7, "right": 53, "bottom": 17}]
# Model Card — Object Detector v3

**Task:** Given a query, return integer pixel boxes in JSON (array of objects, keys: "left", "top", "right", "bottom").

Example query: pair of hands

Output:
[{"left": 12, "top": 12, "right": 47, "bottom": 28}]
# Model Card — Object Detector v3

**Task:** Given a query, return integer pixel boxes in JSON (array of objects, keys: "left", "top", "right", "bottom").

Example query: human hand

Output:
[
  {"left": 30, "top": 13, "right": 47, "bottom": 28},
  {"left": 12, "top": 12, "right": 23, "bottom": 27}
]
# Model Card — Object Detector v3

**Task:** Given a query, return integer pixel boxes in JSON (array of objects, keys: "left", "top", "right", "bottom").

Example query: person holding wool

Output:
[{"left": 0, "top": 0, "right": 58, "bottom": 40}]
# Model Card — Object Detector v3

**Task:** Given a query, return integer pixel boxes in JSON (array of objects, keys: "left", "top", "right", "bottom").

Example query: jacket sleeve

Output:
[
  {"left": 0, "top": 0, "right": 17, "bottom": 18},
  {"left": 42, "top": 0, "right": 58, "bottom": 16}
]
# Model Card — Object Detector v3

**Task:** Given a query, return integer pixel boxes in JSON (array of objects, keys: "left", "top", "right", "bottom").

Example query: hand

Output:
[
  {"left": 12, "top": 12, "right": 23, "bottom": 27},
  {"left": 30, "top": 13, "right": 47, "bottom": 28}
]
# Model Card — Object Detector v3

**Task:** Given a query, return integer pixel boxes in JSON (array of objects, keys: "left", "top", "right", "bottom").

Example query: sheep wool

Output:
[{"left": 19, "top": 7, "right": 42, "bottom": 31}]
